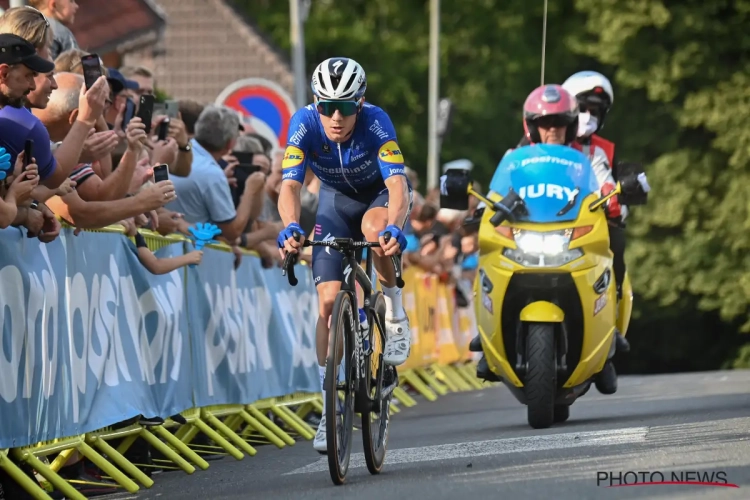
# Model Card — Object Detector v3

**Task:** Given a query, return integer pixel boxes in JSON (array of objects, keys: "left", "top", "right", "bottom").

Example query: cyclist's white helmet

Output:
[
  {"left": 311, "top": 57, "right": 367, "bottom": 101},
  {"left": 562, "top": 71, "right": 614, "bottom": 131}
]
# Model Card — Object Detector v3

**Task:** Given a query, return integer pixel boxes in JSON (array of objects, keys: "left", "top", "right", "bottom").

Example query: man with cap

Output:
[
  {"left": 0, "top": 34, "right": 108, "bottom": 189},
  {"left": 105, "top": 67, "right": 138, "bottom": 129}
]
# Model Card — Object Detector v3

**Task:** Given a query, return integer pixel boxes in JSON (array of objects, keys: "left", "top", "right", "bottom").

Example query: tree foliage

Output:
[{"left": 233, "top": 0, "right": 750, "bottom": 368}]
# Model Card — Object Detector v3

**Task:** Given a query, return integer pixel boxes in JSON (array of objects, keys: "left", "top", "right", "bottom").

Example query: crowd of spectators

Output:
[{"left": 0, "top": 2, "right": 479, "bottom": 497}]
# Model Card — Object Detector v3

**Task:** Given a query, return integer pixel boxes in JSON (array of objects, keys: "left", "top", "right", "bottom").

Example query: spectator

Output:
[
  {"left": 33, "top": 72, "right": 144, "bottom": 202},
  {"left": 164, "top": 105, "right": 264, "bottom": 243},
  {"left": 0, "top": 5, "right": 53, "bottom": 58},
  {"left": 119, "top": 65, "right": 154, "bottom": 98},
  {"left": 125, "top": 223, "right": 204, "bottom": 275},
  {"left": 0, "top": 35, "right": 108, "bottom": 189},
  {"left": 0, "top": 153, "right": 40, "bottom": 227},
  {"left": 178, "top": 99, "right": 204, "bottom": 140},
  {"left": 27, "top": 0, "right": 79, "bottom": 60}
]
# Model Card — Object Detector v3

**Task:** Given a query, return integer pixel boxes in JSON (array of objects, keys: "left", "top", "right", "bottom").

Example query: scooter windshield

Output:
[{"left": 488, "top": 144, "right": 600, "bottom": 223}]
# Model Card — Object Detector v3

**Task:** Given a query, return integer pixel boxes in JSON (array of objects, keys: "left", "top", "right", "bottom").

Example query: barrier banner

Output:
[
  {"left": 187, "top": 247, "right": 319, "bottom": 408},
  {"left": 0, "top": 229, "right": 192, "bottom": 449}
]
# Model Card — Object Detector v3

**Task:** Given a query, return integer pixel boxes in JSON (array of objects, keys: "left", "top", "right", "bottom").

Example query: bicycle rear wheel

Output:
[
  {"left": 326, "top": 290, "right": 356, "bottom": 485},
  {"left": 361, "top": 291, "right": 393, "bottom": 474}
]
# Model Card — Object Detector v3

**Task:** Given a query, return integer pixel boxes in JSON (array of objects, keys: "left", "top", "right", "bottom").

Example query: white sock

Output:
[
  {"left": 318, "top": 365, "right": 326, "bottom": 421},
  {"left": 382, "top": 284, "right": 405, "bottom": 321}
]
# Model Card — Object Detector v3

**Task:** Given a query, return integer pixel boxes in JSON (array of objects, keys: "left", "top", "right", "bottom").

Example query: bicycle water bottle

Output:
[{"left": 358, "top": 308, "right": 370, "bottom": 352}]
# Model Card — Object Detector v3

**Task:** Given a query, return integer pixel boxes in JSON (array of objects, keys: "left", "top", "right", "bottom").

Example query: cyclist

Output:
[
  {"left": 276, "top": 57, "right": 413, "bottom": 452},
  {"left": 471, "top": 84, "right": 625, "bottom": 393}
]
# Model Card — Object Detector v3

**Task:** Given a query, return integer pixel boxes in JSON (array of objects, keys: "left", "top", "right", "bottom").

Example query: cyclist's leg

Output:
[
  {"left": 361, "top": 185, "right": 414, "bottom": 366},
  {"left": 311, "top": 186, "right": 369, "bottom": 450}
]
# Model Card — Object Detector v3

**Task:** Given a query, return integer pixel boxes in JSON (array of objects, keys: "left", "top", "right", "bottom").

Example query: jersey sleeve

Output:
[
  {"left": 281, "top": 107, "right": 312, "bottom": 184},
  {"left": 369, "top": 110, "right": 406, "bottom": 180}
]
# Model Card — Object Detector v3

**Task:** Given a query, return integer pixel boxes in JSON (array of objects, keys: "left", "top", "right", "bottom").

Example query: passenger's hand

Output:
[{"left": 277, "top": 222, "right": 306, "bottom": 258}]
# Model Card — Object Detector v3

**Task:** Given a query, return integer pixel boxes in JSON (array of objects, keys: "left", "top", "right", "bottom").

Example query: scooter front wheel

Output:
[{"left": 525, "top": 322, "right": 556, "bottom": 429}]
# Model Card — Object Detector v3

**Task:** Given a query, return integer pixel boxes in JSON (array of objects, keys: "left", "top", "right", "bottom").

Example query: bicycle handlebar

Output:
[{"left": 281, "top": 230, "right": 405, "bottom": 289}]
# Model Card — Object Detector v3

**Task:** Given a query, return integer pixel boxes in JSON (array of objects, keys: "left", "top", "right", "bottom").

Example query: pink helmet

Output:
[{"left": 523, "top": 84, "right": 579, "bottom": 144}]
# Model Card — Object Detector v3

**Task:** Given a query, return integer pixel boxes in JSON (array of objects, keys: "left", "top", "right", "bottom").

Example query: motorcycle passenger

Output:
[
  {"left": 561, "top": 71, "right": 627, "bottom": 325},
  {"left": 471, "top": 84, "right": 623, "bottom": 393}
]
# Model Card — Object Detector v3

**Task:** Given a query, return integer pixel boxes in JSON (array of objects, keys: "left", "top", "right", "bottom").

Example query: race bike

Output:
[{"left": 440, "top": 143, "right": 649, "bottom": 429}]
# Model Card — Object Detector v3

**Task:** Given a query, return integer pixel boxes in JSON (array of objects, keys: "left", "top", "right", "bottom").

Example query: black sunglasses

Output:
[{"left": 316, "top": 99, "right": 359, "bottom": 117}]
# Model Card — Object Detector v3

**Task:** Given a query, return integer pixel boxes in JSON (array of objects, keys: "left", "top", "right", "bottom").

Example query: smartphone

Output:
[
  {"left": 153, "top": 102, "right": 167, "bottom": 116},
  {"left": 23, "top": 139, "right": 33, "bottom": 171},
  {"left": 157, "top": 117, "right": 170, "bottom": 141},
  {"left": 235, "top": 164, "right": 261, "bottom": 175},
  {"left": 153, "top": 164, "right": 169, "bottom": 183},
  {"left": 80, "top": 54, "right": 102, "bottom": 90},
  {"left": 121, "top": 97, "right": 136, "bottom": 131},
  {"left": 165, "top": 100, "right": 180, "bottom": 119},
  {"left": 137, "top": 94, "right": 155, "bottom": 135},
  {"left": 231, "top": 151, "right": 255, "bottom": 166}
]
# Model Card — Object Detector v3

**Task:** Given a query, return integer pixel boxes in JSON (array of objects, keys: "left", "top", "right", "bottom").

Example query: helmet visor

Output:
[
  {"left": 533, "top": 114, "right": 573, "bottom": 129},
  {"left": 316, "top": 99, "right": 359, "bottom": 117}
]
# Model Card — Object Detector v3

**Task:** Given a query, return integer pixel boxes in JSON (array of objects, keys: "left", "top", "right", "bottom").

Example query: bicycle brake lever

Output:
[{"left": 382, "top": 232, "right": 405, "bottom": 288}]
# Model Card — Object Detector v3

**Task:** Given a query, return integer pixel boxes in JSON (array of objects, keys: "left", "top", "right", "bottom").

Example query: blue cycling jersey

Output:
[{"left": 281, "top": 103, "right": 406, "bottom": 194}]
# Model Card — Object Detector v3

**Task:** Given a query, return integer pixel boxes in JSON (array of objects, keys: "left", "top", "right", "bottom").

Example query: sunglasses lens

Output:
[{"left": 316, "top": 100, "right": 358, "bottom": 117}]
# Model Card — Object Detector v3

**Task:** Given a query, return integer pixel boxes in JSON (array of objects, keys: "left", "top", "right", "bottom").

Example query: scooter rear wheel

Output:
[{"left": 525, "top": 323, "right": 556, "bottom": 429}]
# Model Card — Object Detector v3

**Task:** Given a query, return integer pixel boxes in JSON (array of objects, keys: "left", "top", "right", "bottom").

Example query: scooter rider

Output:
[{"left": 471, "top": 84, "right": 624, "bottom": 393}]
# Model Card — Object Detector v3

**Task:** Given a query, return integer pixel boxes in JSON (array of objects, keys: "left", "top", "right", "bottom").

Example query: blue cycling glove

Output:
[
  {"left": 0, "top": 147, "right": 12, "bottom": 181},
  {"left": 379, "top": 224, "right": 407, "bottom": 252},
  {"left": 277, "top": 222, "right": 305, "bottom": 249}
]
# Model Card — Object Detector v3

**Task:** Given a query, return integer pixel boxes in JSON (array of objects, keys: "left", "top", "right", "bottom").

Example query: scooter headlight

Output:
[{"left": 503, "top": 229, "right": 583, "bottom": 268}]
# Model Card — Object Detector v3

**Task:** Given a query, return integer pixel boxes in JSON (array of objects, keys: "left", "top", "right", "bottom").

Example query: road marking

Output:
[{"left": 285, "top": 426, "right": 649, "bottom": 475}]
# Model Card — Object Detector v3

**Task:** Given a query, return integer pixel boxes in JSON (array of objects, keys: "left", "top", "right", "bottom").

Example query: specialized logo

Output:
[
  {"left": 282, "top": 146, "right": 305, "bottom": 170},
  {"left": 378, "top": 140, "right": 404, "bottom": 164},
  {"left": 519, "top": 183, "right": 577, "bottom": 202}
]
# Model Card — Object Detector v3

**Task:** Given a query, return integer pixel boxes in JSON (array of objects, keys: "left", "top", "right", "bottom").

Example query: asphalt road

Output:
[{"left": 103, "top": 370, "right": 750, "bottom": 500}]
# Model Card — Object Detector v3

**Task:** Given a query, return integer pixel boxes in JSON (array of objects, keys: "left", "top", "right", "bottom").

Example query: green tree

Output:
[{"left": 569, "top": 0, "right": 750, "bottom": 333}]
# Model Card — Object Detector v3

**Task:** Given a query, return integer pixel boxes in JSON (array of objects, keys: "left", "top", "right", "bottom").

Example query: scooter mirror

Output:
[{"left": 439, "top": 168, "right": 471, "bottom": 211}]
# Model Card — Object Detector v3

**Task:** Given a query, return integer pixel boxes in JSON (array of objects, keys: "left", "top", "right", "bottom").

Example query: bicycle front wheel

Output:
[
  {"left": 326, "top": 290, "right": 356, "bottom": 485},
  {"left": 361, "top": 291, "right": 392, "bottom": 474}
]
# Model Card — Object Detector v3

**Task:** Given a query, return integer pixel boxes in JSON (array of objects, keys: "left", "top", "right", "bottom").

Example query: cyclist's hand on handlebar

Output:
[
  {"left": 379, "top": 224, "right": 407, "bottom": 256},
  {"left": 277, "top": 222, "right": 306, "bottom": 258}
]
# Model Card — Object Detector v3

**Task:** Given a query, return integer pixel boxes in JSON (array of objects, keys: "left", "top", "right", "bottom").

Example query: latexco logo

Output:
[{"left": 596, "top": 470, "right": 738, "bottom": 488}]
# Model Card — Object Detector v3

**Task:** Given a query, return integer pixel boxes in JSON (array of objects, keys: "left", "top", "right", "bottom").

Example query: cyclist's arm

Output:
[
  {"left": 373, "top": 112, "right": 410, "bottom": 228},
  {"left": 278, "top": 108, "right": 313, "bottom": 229}
]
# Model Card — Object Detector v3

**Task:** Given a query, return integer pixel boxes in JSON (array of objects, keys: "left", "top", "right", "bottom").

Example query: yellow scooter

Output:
[{"left": 440, "top": 144, "right": 649, "bottom": 429}]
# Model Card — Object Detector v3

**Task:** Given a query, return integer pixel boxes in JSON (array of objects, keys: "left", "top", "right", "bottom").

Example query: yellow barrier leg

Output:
[
  {"left": 441, "top": 364, "right": 473, "bottom": 391},
  {"left": 139, "top": 429, "right": 196, "bottom": 474},
  {"left": 47, "top": 447, "right": 75, "bottom": 472},
  {"left": 76, "top": 441, "right": 140, "bottom": 493},
  {"left": 393, "top": 386, "right": 418, "bottom": 407},
  {"left": 415, "top": 367, "right": 449, "bottom": 395},
  {"left": 115, "top": 434, "right": 139, "bottom": 456},
  {"left": 177, "top": 424, "right": 200, "bottom": 446},
  {"left": 190, "top": 418, "right": 244, "bottom": 460},
  {"left": 270, "top": 405, "right": 315, "bottom": 440},
  {"left": 223, "top": 414, "right": 243, "bottom": 433},
  {"left": 296, "top": 402, "right": 315, "bottom": 420},
  {"left": 12, "top": 449, "right": 86, "bottom": 500},
  {"left": 455, "top": 363, "right": 485, "bottom": 389},
  {"left": 401, "top": 370, "right": 438, "bottom": 401},
  {"left": 247, "top": 406, "right": 296, "bottom": 446},
  {"left": 86, "top": 436, "right": 154, "bottom": 488},
  {"left": 0, "top": 450, "right": 53, "bottom": 500},
  {"left": 239, "top": 411, "right": 286, "bottom": 449},
  {"left": 202, "top": 412, "right": 257, "bottom": 457},
  {"left": 431, "top": 365, "right": 460, "bottom": 392},
  {"left": 310, "top": 397, "right": 324, "bottom": 413},
  {"left": 149, "top": 427, "right": 209, "bottom": 470}
]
